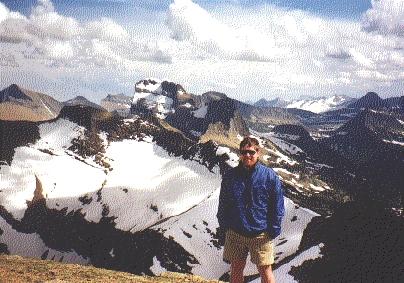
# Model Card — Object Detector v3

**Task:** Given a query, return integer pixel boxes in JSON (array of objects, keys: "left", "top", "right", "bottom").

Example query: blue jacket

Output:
[{"left": 217, "top": 162, "right": 284, "bottom": 239}]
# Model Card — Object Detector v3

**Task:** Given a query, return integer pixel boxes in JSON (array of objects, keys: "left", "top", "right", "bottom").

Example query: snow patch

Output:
[
  {"left": 216, "top": 146, "right": 239, "bottom": 167},
  {"left": 190, "top": 130, "right": 202, "bottom": 137},
  {"left": 40, "top": 98, "right": 54, "bottom": 117},
  {"left": 101, "top": 139, "right": 222, "bottom": 232},
  {"left": 192, "top": 105, "right": 208, "bottom": 118},
  {"left": 383, "top": 139, "right": 404, "bottom": 146},
  {"left": 135, "top": 78, "right": 163, "bottom": 94},
  {"left": 150, "top": 256, "right": 167, "bottom": 276},
  {"left": 33, "top": 118, "right": 85, "bottom": 155}
]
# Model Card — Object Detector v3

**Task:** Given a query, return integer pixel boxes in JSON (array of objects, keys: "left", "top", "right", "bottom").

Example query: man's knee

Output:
[{"left": 257, "top": 264, "right": 272, "bottom": 271}]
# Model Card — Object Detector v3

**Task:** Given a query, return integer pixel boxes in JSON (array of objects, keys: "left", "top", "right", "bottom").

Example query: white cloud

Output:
[
  {"left": 166, "top": 0, "right": 279, "bottom": 61},
  {"left": 33, "top": 0, "right": 55, "bottom": 15},
  {"left": 0, "top": 0, "right": 172, "bottom": 100},
  {"left": 362, "top": 0, "right": 404, "bottom": 37},
  {"left": 349, "top": 48, "right": 375, "bottom": 68},
  {"left": 84, "top": 18, "right": 130, "bottom": 42},
  {"left": 1, "top": 0, "right": 404, "bottom": 103},
  {"left": 0, "top": 2, "right": 9, "bottom": 23}
]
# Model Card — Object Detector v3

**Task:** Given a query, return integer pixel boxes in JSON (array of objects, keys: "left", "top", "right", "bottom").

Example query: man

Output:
[{"left": 217, "top": 136, "right": 284, "bottom": 283}]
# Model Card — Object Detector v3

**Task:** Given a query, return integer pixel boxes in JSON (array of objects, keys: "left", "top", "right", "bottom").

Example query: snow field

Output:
[
  {"left": 101, "top": 139, "right": 222, "bottom": 232},
  {"left": 0, "top": 117, "right": 323, "bottom": 282}
]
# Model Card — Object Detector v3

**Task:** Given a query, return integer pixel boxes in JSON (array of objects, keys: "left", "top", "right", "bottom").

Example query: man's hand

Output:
[{"left": 215, "top": 226, "right": 226, "bottom": 246}]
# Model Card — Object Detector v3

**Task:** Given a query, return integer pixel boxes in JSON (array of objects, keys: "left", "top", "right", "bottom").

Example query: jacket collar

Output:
[{"left": 235, "top": 161, "right": 259, "bottom": 176}]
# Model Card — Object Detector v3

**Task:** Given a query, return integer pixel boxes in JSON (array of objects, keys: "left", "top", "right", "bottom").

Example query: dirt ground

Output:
[{"left": 0, "top": 255, "right": 219, "bottom": 283}]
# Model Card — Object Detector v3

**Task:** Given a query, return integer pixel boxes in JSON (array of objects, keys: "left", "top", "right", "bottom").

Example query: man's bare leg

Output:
[
  {"left": 230, "top": 260, "right": 247, "bottom": 283},
  {"left": 257, "top": 264, "right": 275, "bottom": 283}
]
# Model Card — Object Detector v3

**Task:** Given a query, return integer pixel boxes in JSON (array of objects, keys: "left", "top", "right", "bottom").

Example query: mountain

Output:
[
  {"left": 0, "top": 104, "right": 324, "bottom": 280},
  {"left": 100, "top": 93, "right": 133, "bottom": 117},
  {"left": 319, "top": 108, "right": 404, "bottom": 207},
  {"left": 164, "top": 92, "right": 250, "bottom": 149},
  {"left": 234, "top": 99, "right": 299, "bottom": 132},
  {"left": 293, "top": 93, "right": 404, "bottom": 132},
  {"left": 285, "top": 95, "right": 356, "bottom": 113},
  {"left": 400, "top": 96, "right": 404, "bottom": 114},
  {"left": 288, "top": 199, "right": 403, "bottom": 283},
  {"left": 347, "top": 91, "right": 387, "bottom": 109},
  {"left": 254, "top": 97, "right": 290, "bottom": 108},
  {"left": 132, "top": 78, "right": 201, "bottom": 115},
  {"left": 270, "top": 124, "right": 347, "bottom": 168},
  {"left": 254, "top": 95, "right": 356, "bottom": 114},
  {"left": 0, "top": 84, "right": 63, "bottom": 121},
  {"left": 337, "top": 108, "right": 404, "bottom": 141},
  {"left": 63, "top": 96, "right": 106, "bottom": 111},
  {"left": 128, "top": 79, "right": 404, "bottom": 209},
  {"left": 130, "top": 80, "right": 296, "bottom": 148},
  {"left": 1, "top": 76, "right": 403, "bottom": 282},
  {"left": 285, "top": 108, "right": 319, "bottom": 126},
  {"left": 199, "top": 94, "right": 250, "bottom": 149}
]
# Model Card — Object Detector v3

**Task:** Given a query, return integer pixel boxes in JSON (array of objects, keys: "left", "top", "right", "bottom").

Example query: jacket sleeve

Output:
[
  {"left": 266, "top": 174, "right": 285, "bottom": 239},
  {"left": 217, "top": 174, "right": 229, "bottom": 231}
]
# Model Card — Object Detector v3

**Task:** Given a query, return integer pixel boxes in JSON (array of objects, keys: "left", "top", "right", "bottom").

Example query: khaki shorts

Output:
[{"left": 223, "top": 229, "right": 274, "bottom": 265}]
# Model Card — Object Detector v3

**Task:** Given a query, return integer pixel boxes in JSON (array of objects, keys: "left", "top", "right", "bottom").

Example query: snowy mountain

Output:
[
  {"left": 1, "top": 80, "right": 403, "bottom": 282},
  {"left": 0, "top": 105, "right": 323, "bottom": 281},
  {"left": 131, "top": 78, "right": 199, "bottom": 119},
  {"left": 254, "top": 95, "right": 356, "bottom": 114},
  {"left": 130, "top": 79, "right": 297, "bottom": 148}
]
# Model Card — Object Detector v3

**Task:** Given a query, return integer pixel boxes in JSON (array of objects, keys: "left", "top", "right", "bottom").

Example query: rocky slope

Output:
[
  {"left": 0, "top": 104, "right": 326, "bottom": 281},
  {"left": 319, "top": 109, "right": 404, "bottom": 207},
  {"left": 101, "top": 93, "right": 133, "bottom": 117},
  {"left": 1, "top": 79, "right": 404, "bottom": 282},
  {"left": 0, "top": 84, "right": 63, "bottom": 121}
]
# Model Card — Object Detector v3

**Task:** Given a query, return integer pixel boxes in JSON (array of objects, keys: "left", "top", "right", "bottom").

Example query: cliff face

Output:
[{"left": 200, "top": 97, "right": 250, "bottom": 149}]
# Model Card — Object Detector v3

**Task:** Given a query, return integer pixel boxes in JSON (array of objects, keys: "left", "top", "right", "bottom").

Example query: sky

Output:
[{"left": 1, "top": 0, "right": 404, "bottom": 103}]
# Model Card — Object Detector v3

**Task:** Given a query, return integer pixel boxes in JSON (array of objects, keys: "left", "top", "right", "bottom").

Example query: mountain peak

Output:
[
  {"left": 0, "top": 84, "right": 32, "bottom": 102},
  {"left": 364, "top": 92, "right": 381, "bottom": 100},
  {"left": 254, "top": 97, "right": 289, "bottom": 108},
  {"left": 347, "top": 91, "right": 386, "bottom": 110},
  {"left": 201, "top": 91, "right": 228, "bottom": 103},
  {"left": 63, "top": 96, "right": 106, "bottom": 111}
]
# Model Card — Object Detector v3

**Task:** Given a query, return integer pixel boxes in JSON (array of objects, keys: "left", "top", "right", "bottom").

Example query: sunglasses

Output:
[{"left": 240, "top": 150, "right": 257, "bottom": 156}]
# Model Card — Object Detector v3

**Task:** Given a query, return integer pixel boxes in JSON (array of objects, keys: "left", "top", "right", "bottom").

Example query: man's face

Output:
[{"left": 239, "top": 145, "right": 259, "bottom": 169}]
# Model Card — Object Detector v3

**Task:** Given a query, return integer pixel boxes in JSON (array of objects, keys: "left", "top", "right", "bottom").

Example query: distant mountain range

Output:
[
  {"left": 253, "top": 94, "right": 357, "bottom": 113},
  {"left": 1, "top": 81, "right": 402, "bottom": 209}
]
